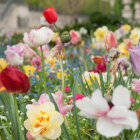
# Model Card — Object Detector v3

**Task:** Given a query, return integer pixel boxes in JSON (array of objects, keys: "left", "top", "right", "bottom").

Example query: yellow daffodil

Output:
[
  {"left": 23, "top": 65, "right": 36, "bottom": 77},
  {"left": 24, "top": 102, "right": 64, "bottom": 139},
  {"left": 118, "top": 43, "right": 130, "bottom": 57},
  {"left": 94, "top": 27, "right": 108, "bottom": 42},
  {"left": 122, "top": 24, "right": 131, "bottom": 34},
  {"left": 52, "top": 32, "right": 59, "bottom": 42},
  {"left": 130, "top": 29, "right": 140, "bottom": 45}
]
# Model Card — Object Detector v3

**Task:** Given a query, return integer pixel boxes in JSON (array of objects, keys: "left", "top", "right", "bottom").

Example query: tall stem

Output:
[
  {"left": 40, "top": 46, "right": 47, "bottom": 92},
  {"left": 59, "top": 59, "right": 65, "bottom": 94}
]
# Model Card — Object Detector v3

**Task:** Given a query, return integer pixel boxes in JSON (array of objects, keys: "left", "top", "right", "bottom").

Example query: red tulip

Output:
[
  {"left": 43, "top": 7, "right": 58, "bottom": 24},
  {"left": 0, "top": 65, "right": 30, "bottom": 93}
]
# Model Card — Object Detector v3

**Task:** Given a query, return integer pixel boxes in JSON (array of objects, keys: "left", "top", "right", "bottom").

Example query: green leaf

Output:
[{"left": 72, "top": 77, "right": 82, "bottom": 140}]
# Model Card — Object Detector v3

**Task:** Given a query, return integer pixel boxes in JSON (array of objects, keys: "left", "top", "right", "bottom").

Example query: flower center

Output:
[{"left": 34, "top": 111, "right": 50, "bottom": 135}]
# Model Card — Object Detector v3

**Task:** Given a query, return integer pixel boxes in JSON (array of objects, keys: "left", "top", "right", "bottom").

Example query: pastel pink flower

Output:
[
  {"left": 5, "top": 43, "right": 24, "bottom": 66},
  {"left": 76, "top": 85, "right": 138, "bottom": 138},
  {"left": 27, "top": 91, "right": 73, "bottom": 115},
  {"left": 26, "top": 131, "right": 34, "bottom": 139},
  {"left": 38, "top": 44, "right": 50, "bottom": 58},
  {"left": 70, "top": 30, "right": 80, "bottom": 45},
  {"left": 104, "top": 31, "right": 118, "bottom": 50},
  {"left": 124, "top": 38, "right": 132, "bottom": 49},
  {"left": 132, "top": 79, "right": 140, "bottom": 92},
  {"left": 31, "top": 56, "right": 42, "bottom": 72},
  {"left": 64, "top": 86, "right": 71, "bottom": 92},
  {"left": 23, "top": 44, "right": 36, "bottom": 59}
]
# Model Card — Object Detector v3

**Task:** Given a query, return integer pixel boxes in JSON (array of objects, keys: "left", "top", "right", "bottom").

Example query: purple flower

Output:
[{"left": 129, "top": 46, "right": 140, "bottom": 76}]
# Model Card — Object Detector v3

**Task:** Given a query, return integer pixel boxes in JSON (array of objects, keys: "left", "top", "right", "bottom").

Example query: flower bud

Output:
[{"left": 60, "top": 31, "right": 71, "bottom": 43}]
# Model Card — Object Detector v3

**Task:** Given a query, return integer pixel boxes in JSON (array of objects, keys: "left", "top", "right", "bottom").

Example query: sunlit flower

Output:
[
  {"left": 130, "top": 29, "right": 140, "bottom": 45},
  {"left": 118, "top": 43, "right": 130, "bottom": 57},
  {"left": 23, "top": 65, "right": 36, "bottom": 77},
  {"left": 76, "top": 85, "right": 138, "bottom": 138},
  {"left": 45, "top": 56, "right": 57, "bottom": 67},
  {"left": 52, "top": 32, "right": 59, "bottom": 42},
  {"left": 122, "top": 24, "right": 131, "bottom": 34},
  {"left": 79, "top": 27, "right": 87, "bottom": 35},
  {"left": 57, "top": 71, "right": 68, "bottom": 79},
  {"left": 94, "top": 26, "right": 108, "bottom": 42},
  {"left": 24, "top": 102, "right": 64, "bottom": 139}
]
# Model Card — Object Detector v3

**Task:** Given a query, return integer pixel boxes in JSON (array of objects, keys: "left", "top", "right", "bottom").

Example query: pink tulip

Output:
[
  {"left": 124, "top": 38, "right": 132, "bottom": 49},
  {"left": 132, "top": 79, "right": 140, "bottom": 92},
  {"left": 64, "top": 86, "right": 71, "bottom": 92},
  {"left": 27, "top": 91, "right": 73, "bottom": 115},
  {"left": 70, "top": 30, "right": 80, "bottom": 45},
  {"left": 104, "top": 31, "right": 118, "bottom": 50},
  {"left": 23, "top": 44, "right": 36, "bottom": 59},
  {"left": 31, "top": 56, "right": 42, "bottom": 72}
]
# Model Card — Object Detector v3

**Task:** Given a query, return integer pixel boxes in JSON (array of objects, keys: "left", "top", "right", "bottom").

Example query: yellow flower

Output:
[
  {"left": 122, "top": 24, "right": 131, "bottom": 33},
  {"left": 57, "top": 71, "right": 68, "bottom": 79},
  {"left": 94, "top": 27, "right": 108, "bottom": 42},
  {"left": 45, "top": 57, "right": 57, "bottom": 67},
  {"left": 0, "top": 58, "right": 8, "bottom": 72},
  {"left": 52, "top": 32, "right": 59, "bottom": 42},
  {"left": 23, "top": 65, "right": 36, "bottom": 77},
  {"left": 130, "top": 29, "right": 140, "bottom": 45},
  {"left": 83, "top": 71, "right": 101, "bottom": 86},
  {"left": 24, "top": 102, "right": 64, "bottom": 139},
  {"left": 118, "top": 43, "right": 130, "bottom": 57},
  {"left": 91, "top": 43, "right": 95, "bottom": 48},
  {"left": 0, "top": 58, "right": 7, "bottom": 92},
  {"left": 80, "top": 41, "right": 85, "bottom": 46}
]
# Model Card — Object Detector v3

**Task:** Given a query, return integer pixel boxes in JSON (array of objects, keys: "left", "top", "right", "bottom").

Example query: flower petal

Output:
[
  {"left": 112, "top": 85, "right": 131, "bottom": 108},
  {"left": 108, "top": 106, "right": 138, "bottom": 130},
  {"left": 96, "top": 117, "right": 123, "bottom": 138}
]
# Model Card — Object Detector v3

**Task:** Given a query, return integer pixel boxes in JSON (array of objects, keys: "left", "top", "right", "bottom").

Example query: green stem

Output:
[
  {"left": 40, "top": 46, "right": 47, "bottom": 92},
  {"left": 59, "top": 59, "right": 65, "bottom": 94}
]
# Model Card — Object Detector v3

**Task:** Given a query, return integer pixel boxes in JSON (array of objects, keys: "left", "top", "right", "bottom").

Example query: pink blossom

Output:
[
  {"left": 76, "top": 93, "right": 84, "bottom": 100},
  {"left": 70, "top": 53, "right": 74, "bottom": 57},
  {"left": 23, "top": 44, "right": 36, "bottom": 59},
  {"left": 5, "top": 43, "right": 24, "bottom": 66},
  {"left": 31, "top": 56, "right": 42, "bottom": 72},
  {"left": 27, "top": 91, "right": 73, "bottom": 115},
  {"left": 130, "top": 97, "right": 135, "bottom": 104},
  {"left": 70, "top": 30, "right": 80, "bottom": 45},
  {"left": 38, "top": 44, "right": 50, "bottom": 58},
  {"left": 64, "top": 86, "right": 71, "bottom": 92},
  {"left": 89, "top": 63, "right": 106, "bottom": 73},
  {"left": 132, "top": 79, "right": 140, "bottom": 92},
  {"left": 26, "top": 131, "right": 34, "bottom": 139},
  {"left": 124, "top": 38, "right": 132, "bottom": 49},
  {"left": 76, "top": 85, "right": 138, "bottom": 138},
  {"left": 104, "top": 31, "right": 118, "bottom": 50}
]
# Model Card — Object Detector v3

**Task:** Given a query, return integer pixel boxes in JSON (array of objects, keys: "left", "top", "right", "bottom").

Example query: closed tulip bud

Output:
[
  {"left": 43, "top": 7, "right": 58, "bottom": 24},
  {"left": 61, "top": 31, "right": 71, "bottom": 43},
  {"left": 0, "top": 65, "right": 30, "bottom": 93}
]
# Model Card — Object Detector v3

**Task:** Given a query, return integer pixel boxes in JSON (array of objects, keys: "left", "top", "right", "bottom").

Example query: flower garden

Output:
[{"left": 0, "top": 6, "right": 140, "bottom": 140}]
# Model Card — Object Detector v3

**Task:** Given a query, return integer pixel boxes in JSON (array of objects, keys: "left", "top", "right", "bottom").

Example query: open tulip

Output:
[
  {"left": 76, "top": 85, "right": 138, "bottom": 138},
  {"left": 23, "top": 27, "right": 54, "bottom": 48},
  {"left": 43, "top": 7, "right": 58, "bottom": 24},
  {"left": 104, "top": 31, "right": 118, "bottom": 50},
  {"left": 70, "top": 30, "right": 80, "bottom": 45},
  {"left": 129, "top": 46, "right": 140, "bottom": 76},
  {"left": 5, "top": 44, "right": 24, "bottom": 66},
  {"left": 0, "top": 65, "right": 30, "bottom": 93}
]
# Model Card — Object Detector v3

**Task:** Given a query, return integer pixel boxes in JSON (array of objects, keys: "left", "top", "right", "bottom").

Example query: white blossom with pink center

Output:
[{"left": 76, "top": 85, "right": 138, "bottom": 138}]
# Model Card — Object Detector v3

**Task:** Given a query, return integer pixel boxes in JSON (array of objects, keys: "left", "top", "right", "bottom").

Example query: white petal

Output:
[
  {"left": 96, "top": 117, "right": 123, "bottom": 138},
  {"left": 112, "top": 85, "right": 131, "bottom": 108},
  {"left": 35, "top": 135, "right": 43, "bottom": 140},
  {"left": 76, "top": 90, "right": 109, "bottom": 118},
  {"left": 108, "top": 106, "right": 138, "bottom": 130}
]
